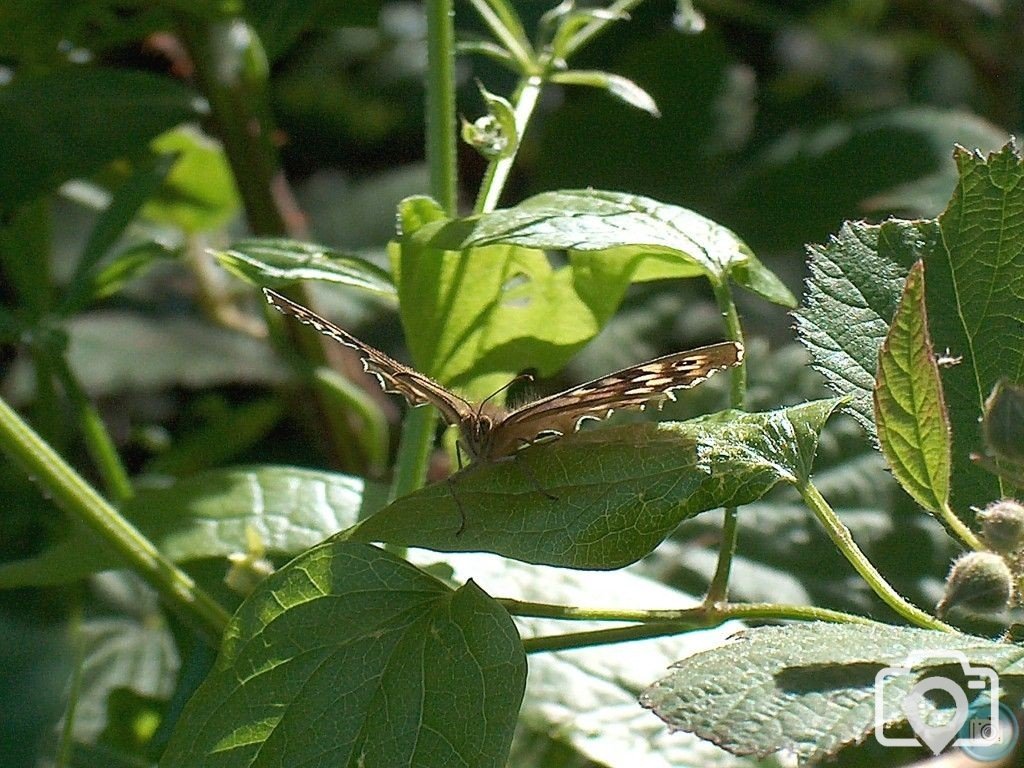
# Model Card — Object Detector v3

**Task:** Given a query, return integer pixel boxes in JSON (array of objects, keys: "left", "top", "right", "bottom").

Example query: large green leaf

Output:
[
  {"left": 874, "top": 261, "right": 952, "bottom": 517},
  {"left": 391, "top": 197, "right": 639, "bottom": 398},
  {"left": 0, "top": 68, "right": 203, "bottom": 210},
  {"left": 641, "top": 622, "right": 1024, "bottom": 763},
  {"left": 160, "top": 542, "right": 526, "bottom": 768},
  {"left": 420, "top": 190, "right": 793, "bottom": 307},
  {"left": 926, "top": 143, "right": 1024, "bottom": 512},
  {"left": 350, "top": 400, "right": 842, "bottom": 569},
  {"left": 795, "top": 219, "right": 931, "bottom": 435}
]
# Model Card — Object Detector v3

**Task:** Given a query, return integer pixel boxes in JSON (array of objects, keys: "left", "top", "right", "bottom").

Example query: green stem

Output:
[
  {"left": 474, "top": 75, "right": 543, "bottom": 214},
  {"left": 389, "top": 407, "right": 439, "bottom": 503},
  {"left": 465, "top": 0, "right": 534, "bottom": 68},
  {"left": 51, "top": 352, "right": 133, "bottom": 504},
  {"left": 0, "top": 395, "right": 230, "bottom": 644},
  {"left": 388, "top": 0, "right": 459, "bottom": 503},
  {"left": 503, "top": 598, "right": 877, "bottom": 625},
  {"left": 801, "top": 480, "right": 955, "bottom": 632},
  {"left": 940, "top": 500, "right": 984, "bottom": 551},
  {"left": 520, "top": 602, "right": 879, "bottom": 654},
  {"left": 705, "top": 278, "right": 747, "bottom": 603},
  {"left": 425, "top": 0, "right": 459, "bottom": 216}
]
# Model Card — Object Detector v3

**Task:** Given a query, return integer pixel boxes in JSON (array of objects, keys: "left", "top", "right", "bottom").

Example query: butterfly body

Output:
[{"left": 264, "top": 288, "right": 742, "bottom": 463}]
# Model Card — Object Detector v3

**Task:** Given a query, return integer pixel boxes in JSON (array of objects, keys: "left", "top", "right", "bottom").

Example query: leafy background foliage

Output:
[{"left": 2, "top": 1, "right": 1024, "bottom": 767}]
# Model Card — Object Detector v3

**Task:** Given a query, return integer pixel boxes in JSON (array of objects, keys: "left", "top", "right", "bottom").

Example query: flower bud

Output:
[
  {"left": 977, "top": 499, "right": 1024, "bottom": 553},
  {"left": 936, "top": 552, "right": 1013, "bottom": 618}
]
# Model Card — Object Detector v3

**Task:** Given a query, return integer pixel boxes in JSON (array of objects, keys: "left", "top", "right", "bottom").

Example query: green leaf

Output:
[
  {"left": 0, "top": 466, "right": 385, "bottom": 587},
  {"left": 0, "top": 68, "right": 202, "bottom": 211},
  {"left": 216, "top": 238, "right": 396, "bottom": 297},
  {"left": 794, "top": 219, "right": 927, "bottom": 435},
  {"left": 423, "top": 189, "right": 793, "bottom": 307},
  {"left": 350, "top": 400, "right": 843, "bottom": 569},
  {"left": 69, "top": 573, "right": 179, "bottom": 743},
  {"left": 86, "top": 241, "right": 180, "bottom": 302},
  {"left": 245, "top": 0, "right": 381, "bottom": 60},
  {"left": 640, "top": 622, "right": 1024, "bottom": 763},
  {"left": 549, "top": 71, "right": 661, "bottom": 117},
  {"left": 143, "top": 126, "right": 241, "bottom": 233},
  {"left": 159, "top": 543, "right": 526, "bottom": 768},
  {"left": 392, "top": 197, "right": 636, "bottom": 397},
  {"left": 874, "top": 261, "right": 951, "bottom": 516},
  {"left": 63, "top": 152, "right": 177, "bottom": 312},
  {"left": 926, "top": 143, "right": 1024, "bottom": 512},
  {"left": 428, "top": 552, "right": 744, "bottom": 767},
  {"left": 5, "top": 311, "right": 289, "bottom": 402}
]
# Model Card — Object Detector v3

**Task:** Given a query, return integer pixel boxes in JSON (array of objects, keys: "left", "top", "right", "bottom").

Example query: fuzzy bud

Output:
[
  {"left": 936, "top": 552, "right": 1013, "bottom": 618},
  {"left": 977, "top": 499, "right": 1024, "bottom": 553}
]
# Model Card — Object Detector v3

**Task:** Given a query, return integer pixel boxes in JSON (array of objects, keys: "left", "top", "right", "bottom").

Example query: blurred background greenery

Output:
[{"left": 0, "top": 1, "right": 1019, "bottom": 766}]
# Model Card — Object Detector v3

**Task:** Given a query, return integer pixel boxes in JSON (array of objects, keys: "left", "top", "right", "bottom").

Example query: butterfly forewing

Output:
[
  {"left": 263, "top": 288, "right": 475, "bottom": 425},
  {"left": 263, "top": 288, "right": 743, "bottom": 463},
  {"left": 484, "top": 342, "right": 743, "bottom": 458}
]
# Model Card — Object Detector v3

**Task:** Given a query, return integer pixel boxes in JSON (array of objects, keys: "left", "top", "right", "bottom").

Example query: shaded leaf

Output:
[
  {"left": 641, "top": 622, "right": 1023, "bottom": 763},
  {"left": 0, "top": 466, "right": 385, "bottom": 587},
  {"left": 350, "top": 400, "right": 843, "bottom": 569},
  {"left": 0, "top": 68, "right": 203, "bottom": 211},
  {"left": 160, "top": 543, "right": 526, "bottom": 768},
  {"left": 874, "top": 261, "right": 951, "bottom": 515}
]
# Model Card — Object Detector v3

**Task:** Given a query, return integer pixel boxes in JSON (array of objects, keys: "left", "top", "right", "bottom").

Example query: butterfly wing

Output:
[
  {"left": 263, "top": 288, "right": 475, "bottom": 425},
  {"left": 485, "top": 341, "right": 743, "bottom": 458}
]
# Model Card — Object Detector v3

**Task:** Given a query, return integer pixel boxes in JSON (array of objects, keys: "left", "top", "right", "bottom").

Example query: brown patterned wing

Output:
[
  {"left": 263, "top": 288, "right": 475, "bottom": 426},
  {"left": 484, "top": 341, "right": 743, "bottom": 459}
]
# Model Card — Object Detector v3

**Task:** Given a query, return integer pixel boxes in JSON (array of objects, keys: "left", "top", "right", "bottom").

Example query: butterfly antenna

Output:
[{"left": 476, "top": 373, "right": 534, "bottom": 418}]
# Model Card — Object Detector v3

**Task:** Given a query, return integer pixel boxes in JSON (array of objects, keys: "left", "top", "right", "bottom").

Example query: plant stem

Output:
[
  {"left": 503, "top": 597, "right": 876, "bottom": 625},
  {"left": 800, "top": 480, "right": 955, "bottom": 632},
  {"left": 520, "top": 602, "right": 879, "bottom": 654},
  {"left": 388, "top": 0, "right": 460, "bottom": 504},
  {"left": 51, "top": 352, "right": 133, "bottom": 504},
  {"left": 425, "top": 0, "right": 459, "bottom": 216},
  {"left": 705, "top": 278, "right": 747, "bottom": 603},
  {"left": 0, "top": 395, "right": 230, "bottom": 644},
  {"left": 475, "top": 76, "right": 542, "bottom": 214}
]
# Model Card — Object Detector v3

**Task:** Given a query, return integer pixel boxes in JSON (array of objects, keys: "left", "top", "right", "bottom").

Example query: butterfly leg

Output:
[
  {"left": 513, "top": 449, "right": 558, "bottom": 502},
  {"left": 446, "top": 474, "right": 469, "bottom": 535}
]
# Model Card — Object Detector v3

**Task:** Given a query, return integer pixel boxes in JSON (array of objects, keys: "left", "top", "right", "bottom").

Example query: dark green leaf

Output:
[
  {"left": 794, "top": 219, "right": 927, "bottom": 435},
  {"left": 350, "top": 400, "right": 842, "bottom": 569},
  {"left": 159, "top": 543, "right": 526, "bottom": 768},
  {"left": 641, "top": 622, "right": 1023, "bottom": 762},
  {"left": 0, "top": 466, "right": 385, "bottom": 587},
  {"left": 0, "top": 68, "right": 202, "bottom": 210}
]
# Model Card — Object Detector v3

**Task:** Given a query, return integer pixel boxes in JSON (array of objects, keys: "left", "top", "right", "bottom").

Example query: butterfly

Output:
[{"left": 264, "top": 288, "right": 743, "bottom": 463}]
